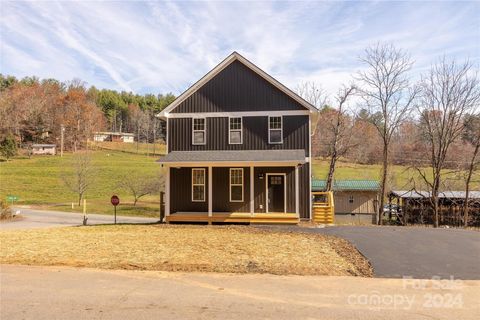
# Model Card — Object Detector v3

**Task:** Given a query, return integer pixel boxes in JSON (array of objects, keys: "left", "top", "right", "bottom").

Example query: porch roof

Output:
[{"left": 158, "top": 149, "right": 306, "bottom": 165}]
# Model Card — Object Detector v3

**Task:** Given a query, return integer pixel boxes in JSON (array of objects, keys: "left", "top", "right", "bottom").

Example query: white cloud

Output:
[{"left": 0, "top": 0, "right": 478, "bottom": 98}]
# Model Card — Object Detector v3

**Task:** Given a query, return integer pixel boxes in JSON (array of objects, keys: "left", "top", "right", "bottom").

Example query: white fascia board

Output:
[
  {"left": 158, "top": 52, "right": 319, "bottom": 117},
  {"left": 165, "top": 110, "right": 309, "bottom": 118},
  {"left": 158, "top": 53, "right": 237, "bottom": 118},
  {"left": 161, "top": 160, "right": 304, "bottom": 167}
]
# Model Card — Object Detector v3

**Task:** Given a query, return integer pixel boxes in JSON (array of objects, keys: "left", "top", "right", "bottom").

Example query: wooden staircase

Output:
[{"left": 312, "top": 191, "right": 335, "bottom": 224}]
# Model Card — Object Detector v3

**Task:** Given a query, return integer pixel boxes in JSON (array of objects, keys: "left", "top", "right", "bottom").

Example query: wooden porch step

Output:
[{"left": 166, "top": 213, "right": 299, "bottom": 224}]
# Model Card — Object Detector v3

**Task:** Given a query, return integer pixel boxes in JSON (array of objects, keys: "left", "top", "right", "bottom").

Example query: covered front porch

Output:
[{"left": 159, "top": 150, "right": 309, "bottom": 224}]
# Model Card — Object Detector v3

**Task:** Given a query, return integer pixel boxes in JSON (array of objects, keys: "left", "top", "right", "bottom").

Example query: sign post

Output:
[
  {"left": 110, "top": 195, "right": 120, "bottom": 224},
  {"left": 6, "top": 195, "right": 19, "bottom": 206}
]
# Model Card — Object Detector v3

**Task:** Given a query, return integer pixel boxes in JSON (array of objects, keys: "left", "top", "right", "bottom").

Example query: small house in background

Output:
[
  {"left": 93, "top": 132, "right": 135, "bottom": 143},
  {"left": 31, "top": 144, "right": 56, "bottom": 155},
  {"left": 312, "top": 180, "right": 380, "bottom": 224}
]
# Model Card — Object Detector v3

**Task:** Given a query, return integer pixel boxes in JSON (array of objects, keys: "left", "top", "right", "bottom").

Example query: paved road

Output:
[
  {"left": 1, "top": 265, "right": 479, "bottom": 320},
  {"left": 262, "top": 226, "right": 480, "bottom": 280},
  {"left": 0, "top": 208, "right": 159, "bottom": 230}
]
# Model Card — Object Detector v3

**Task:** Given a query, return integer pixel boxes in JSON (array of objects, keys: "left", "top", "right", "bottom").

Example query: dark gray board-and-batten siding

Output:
[
  {"left": 168, "top": 115, "right": 309, "bottom": 154},
  {"left": 171, "top": 60, "right": 306, "bottom": 113},
  {"left": 169, "top": 165, "right": 310, "bottom": 219}
]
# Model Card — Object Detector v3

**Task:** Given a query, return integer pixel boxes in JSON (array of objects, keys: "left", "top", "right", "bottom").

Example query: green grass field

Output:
[
  {"left": 1, "top": 146, "right": 476, "bottom": 217},
  {"left": 0, "top": 150, "right": 165, "bottom": 217},
  {"left": 90, "top": 141, "right": 166, "bottom": 156},
  {"left": 312, "top": 159, "right": 478, "bottom": 190}
]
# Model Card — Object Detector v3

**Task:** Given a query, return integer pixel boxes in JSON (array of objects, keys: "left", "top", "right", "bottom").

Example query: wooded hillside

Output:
[{"left": 0, "top": 75, "right": 175, "bottom": 151}]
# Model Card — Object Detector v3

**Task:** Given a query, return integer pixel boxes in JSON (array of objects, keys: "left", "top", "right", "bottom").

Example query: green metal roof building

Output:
[
  {"left": 312, "top": 179, "right": 380, "bottom": 224},
  {"left": 311, "top": 180, "right": 380, "bottom": 192}
]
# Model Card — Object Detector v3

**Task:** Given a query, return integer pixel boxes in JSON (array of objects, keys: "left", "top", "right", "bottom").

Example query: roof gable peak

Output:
[{"left": 159, "top": 52, "right": 318, "bottom": 117}]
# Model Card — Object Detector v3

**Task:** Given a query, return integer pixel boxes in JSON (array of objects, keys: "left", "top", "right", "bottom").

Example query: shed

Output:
[
  {"left": 312, "top": 180, "right": 380, "bottom": 224},
  {"left": 389, "top": 190, "right": 480, "bottom": 227},
  {"left": 31, "top": 144, "right": 56, "bottom": 155}
]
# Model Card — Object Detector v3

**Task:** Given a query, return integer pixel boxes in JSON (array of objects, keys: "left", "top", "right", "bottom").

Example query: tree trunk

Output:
[
  {"left": 463, "top": 142, "right": 479, "bottom": 227},
  {"left": 326, "top": 152, "right": 337, "bottom": 191},
  {"left": 133, "top": 197, "right": 138, "bottom": 206},
  {"left": 152, "top": 118, "right": 156, "bottom": 156},
  {"left": 78, "top": 193, "right": 82, "bottom": 206},
  {"left": 432, "top": 174, "right": 440, "bottom": 228},
  {"left": 378, "top": 144, "right": 389, "bottom": 225}
]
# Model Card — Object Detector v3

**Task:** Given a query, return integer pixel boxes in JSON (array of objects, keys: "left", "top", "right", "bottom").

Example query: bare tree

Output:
[
  {"left": 461, "top": 113, "right": 480, "bottom": 226},
  {"left": 117, "top": 173, "right": 164, "bottom": 206},
  {"left": 356, "top": 43, "right": 419, "bottom": 224},
  {"left": 324, "top": 85, "right": 357, "bottom": 191},
  {"left": 62, "top": 152, "right": 96, "bottom": 206},
  {"left": 296, "top": 81, "right": 328, "bottom": 108},
  {"left": 415, "top": 58, "right": 480, "bottom": 227},
  {"left": 296, "top": 81, "right": 328, "bottom": 135}
]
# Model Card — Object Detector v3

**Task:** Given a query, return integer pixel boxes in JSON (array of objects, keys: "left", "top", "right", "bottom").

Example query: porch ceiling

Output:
[{"left": 158, "top": 149, "right": 306, "bottom": 165}]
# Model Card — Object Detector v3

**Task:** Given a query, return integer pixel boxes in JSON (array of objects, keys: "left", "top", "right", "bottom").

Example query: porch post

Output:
[
  {"left": 165, "top": 166, "right": 170, "bottom": 217},
  {"left": 208, "top": 166, "right": 212, "bottom": 220},
  {"left": 250, "top": 165, "right": 254, "bottom": 216},
  {"left": 295, "top": 165, "right": 299, "bottom": 217}
]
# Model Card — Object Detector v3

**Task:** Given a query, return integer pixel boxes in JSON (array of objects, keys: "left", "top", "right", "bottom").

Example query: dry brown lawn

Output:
[{"left": 0, "top": 225, "right": 372, "bottom": 276}]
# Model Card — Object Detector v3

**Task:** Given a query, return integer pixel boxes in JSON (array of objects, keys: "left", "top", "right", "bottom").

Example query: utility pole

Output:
[{"left": 60, "top": 124, "right": 65, "bottom": 157}]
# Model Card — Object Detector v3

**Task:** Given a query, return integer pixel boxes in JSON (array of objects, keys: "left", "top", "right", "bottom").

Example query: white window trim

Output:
[
  {"left": 268, "top": 116, "right": 283, "bottom": 144},
  {"left": 229, "top": 168, "right": 244, "bottom": 202},
  {"left": 192, "top": 118, "right": 206, "bottom": 145},
  {"left": 228, "top": 117, "right": 243, "bottom": 145},
  {"left": 191, "top": 168, "right": 206, "bottom": 202}
]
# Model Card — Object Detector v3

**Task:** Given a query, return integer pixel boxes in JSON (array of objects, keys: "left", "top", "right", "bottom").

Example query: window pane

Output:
[
  {"left": 229, "top": 131, "right": 241, "bottom": 144},
  {"left": 193, "top": 169, "right": 204, "bottom": 184},
  {"left": 194, "top": 118, "right": 205, "bottom": 130},
  {"left": 193, "top": 185, "right": 204, "bottom": 201},
  {"left": 231, "top": 185, "right": 242, "bottom": 201},
  {"left": 269, "top": 117, "right": 281, "bottom": 129},
  {"left": 230, "top": 169, "right": 242, "bottom": 185},
  {"left": 270, "top": 129, "right": 282, "bottom": 143},
  {"left": 230, "top": 118, "right": 241, "bottom": 130},
  {"left": 193, "top": 132, "right": 205, "bottom": 144}
]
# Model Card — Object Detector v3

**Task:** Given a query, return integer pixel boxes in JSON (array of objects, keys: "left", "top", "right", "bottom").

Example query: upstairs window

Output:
[
  {"left": 268, "top": 116, "right": 283, "bottom": 144},
  {"left": 229, "top": 168, "right": 244, "bottom": 202},
  {"left": 192, "top": 168, "right": 205, "bottom": 202},
  {"left": 192, "top": 118, "right": 206, "bottom": 145},
  {"left": 229, "top": 117, "right": 242, "bottom": 144}
]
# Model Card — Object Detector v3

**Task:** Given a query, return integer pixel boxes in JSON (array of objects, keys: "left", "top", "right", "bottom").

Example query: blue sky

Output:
[{"left": 1, "top": 1, "right": 478, "bottom": 96}]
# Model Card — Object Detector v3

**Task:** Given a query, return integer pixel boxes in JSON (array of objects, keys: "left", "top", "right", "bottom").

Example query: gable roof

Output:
[
  {"left": 312, "top": 180, "right": 380, "bottom": 191},
  {"left": 159, "top": 52, "right": 318, "bottom": 117}
]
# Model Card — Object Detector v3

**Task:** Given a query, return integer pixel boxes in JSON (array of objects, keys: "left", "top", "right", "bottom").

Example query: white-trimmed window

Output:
[
  {"left": 192, "top": 118, "right": 206, "bottom": 145},
  {"left": 229, "top": 168, "right": 243, "bottom": 202},
  {"left": 192, "top": 168, "right": 205, "bottom": 202},
  {"left": 268, "top": 116, "right": 283, "bottom": 144},
  {"left": 229, "top": 117, "right": 242, "bottom": 144}
]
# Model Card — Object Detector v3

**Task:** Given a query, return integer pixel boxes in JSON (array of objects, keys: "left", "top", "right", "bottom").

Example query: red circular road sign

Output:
[{"left": 111, "top": 195, "right": 120, "bottom": 206}]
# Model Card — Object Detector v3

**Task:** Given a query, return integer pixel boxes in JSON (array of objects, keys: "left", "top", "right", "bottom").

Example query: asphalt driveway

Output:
[
  {"left": 262, "top": 225, "right": 480, "bottom": 280},
  {"left": 0, "top": 208, "right": 158, "bottom": 230}
]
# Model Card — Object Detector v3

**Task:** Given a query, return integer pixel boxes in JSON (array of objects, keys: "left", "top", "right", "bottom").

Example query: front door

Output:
[{"left": 267, "top": 175, "right": 285, "bottom": 213}]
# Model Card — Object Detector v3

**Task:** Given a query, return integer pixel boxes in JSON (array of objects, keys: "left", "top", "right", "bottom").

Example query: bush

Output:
[
  {"left": 0, "top": 201, "right": 13, "bottom": 220},
  {"left": 0, "top": 135, "right": 17, "bottom": 160}
]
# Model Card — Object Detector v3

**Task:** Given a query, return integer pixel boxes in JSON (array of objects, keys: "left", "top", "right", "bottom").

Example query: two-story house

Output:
[{"left": 158, "top": 52, "right": 317, "bottom": 224}]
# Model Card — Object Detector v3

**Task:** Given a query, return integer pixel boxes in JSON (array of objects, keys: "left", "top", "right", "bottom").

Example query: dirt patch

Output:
[{"left": 0, "top": 224, "right": 372, "bottom": 276}]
